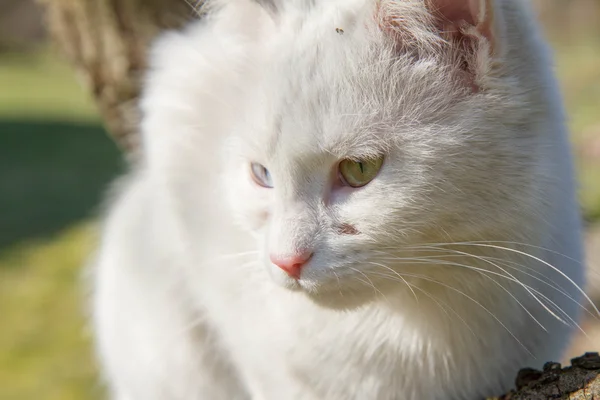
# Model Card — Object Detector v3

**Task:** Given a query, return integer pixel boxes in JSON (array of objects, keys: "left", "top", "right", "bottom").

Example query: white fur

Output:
[{"left": 92, "top": 1, "right": 586, "bottom": 399}]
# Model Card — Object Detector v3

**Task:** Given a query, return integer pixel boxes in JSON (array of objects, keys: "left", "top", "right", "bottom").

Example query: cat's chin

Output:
[{"left": 301, "top": 289, "right": 376, "bottom": 311}]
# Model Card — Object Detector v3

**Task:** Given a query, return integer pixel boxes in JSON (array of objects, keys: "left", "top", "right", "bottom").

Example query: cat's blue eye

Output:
[{"left": 250, "top": 162, "right": 273, "bottom": 188}]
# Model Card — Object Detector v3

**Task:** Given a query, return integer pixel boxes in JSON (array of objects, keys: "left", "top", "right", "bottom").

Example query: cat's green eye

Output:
[{"left": 338, "top": 157, "right": 384, "bottom": 188}]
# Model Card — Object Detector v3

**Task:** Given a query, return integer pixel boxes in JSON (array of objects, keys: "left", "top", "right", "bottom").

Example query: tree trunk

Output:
[
  {"left": 38, "top": 0, "right": 600, "bottom": 398},
  {"left": 38, "top": 0, "right": 198, "bottom": 154}
]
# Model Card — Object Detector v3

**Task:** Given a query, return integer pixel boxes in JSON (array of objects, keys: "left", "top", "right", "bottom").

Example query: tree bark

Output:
[
  {"left": 38, "top": 0, "right": 198, "bottom": 154},
  {"left": 38, "top": 0, "right": 600, "bottom": 398}
]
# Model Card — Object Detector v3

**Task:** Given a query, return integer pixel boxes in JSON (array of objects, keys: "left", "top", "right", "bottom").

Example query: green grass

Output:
[
  {"left": 0, "top": 50, "right": 98, "bottom": 122},
  {"left": 0, "top": 35, "right": 599, "bottom": 400},
  {"left": 555, "top": 39, "right": 600, "bottom": 222},
  {"left": 0, "top": 225, "right": 104, "bottom": 400},
  {"left": 0, "top": 48, "right": 122, "bottom": 400},
  {"left": 556, "top": 41, "right": 600, "bottom": 139}
]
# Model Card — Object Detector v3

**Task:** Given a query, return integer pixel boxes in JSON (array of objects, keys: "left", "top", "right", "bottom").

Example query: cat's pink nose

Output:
[{"left": 270, "top": 252, "right": 313, "bottom": 279}]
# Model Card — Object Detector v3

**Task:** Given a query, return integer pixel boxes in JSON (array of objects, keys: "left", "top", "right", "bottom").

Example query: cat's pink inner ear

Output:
[
  {"left": 426, "top": 0, "right": 496, "bottom": 45},
  {"left": 428, "top": 0, "right": 480, "bottom": 26}
]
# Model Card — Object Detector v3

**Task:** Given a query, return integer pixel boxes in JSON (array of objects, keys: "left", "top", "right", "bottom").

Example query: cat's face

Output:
[{"left": 219, "top": 0, "right": 543, "bottom": 306}]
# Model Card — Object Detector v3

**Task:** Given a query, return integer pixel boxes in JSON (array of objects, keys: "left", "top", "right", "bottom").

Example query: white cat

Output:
[{"left": 91, "top": 0, "right": 590, "bottom": 399}]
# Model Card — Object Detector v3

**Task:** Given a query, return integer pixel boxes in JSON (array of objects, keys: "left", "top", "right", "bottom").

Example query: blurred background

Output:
[{"left": 0, "top": 0, "right": 598, "bottom": 399}]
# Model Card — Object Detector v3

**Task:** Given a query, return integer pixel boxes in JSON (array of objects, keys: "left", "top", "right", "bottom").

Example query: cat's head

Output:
[{"left": 144, "top": 0, "right": 557, "bottom": 308}]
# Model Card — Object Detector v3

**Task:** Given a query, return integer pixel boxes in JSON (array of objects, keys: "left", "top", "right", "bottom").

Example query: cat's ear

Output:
[
  {"left": 425, "top": 0, "right": 502, "bottom": 55},
  {"left": 377, "top": 0, "right": 504, "bottom": 90},
  {"left": 377, "top": 0, "right": 503, "bottom": 57}
]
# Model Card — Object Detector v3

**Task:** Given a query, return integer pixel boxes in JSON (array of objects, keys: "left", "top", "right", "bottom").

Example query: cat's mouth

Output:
[{"left": 268, "top": 259, "right": 389, "bottom": 309}]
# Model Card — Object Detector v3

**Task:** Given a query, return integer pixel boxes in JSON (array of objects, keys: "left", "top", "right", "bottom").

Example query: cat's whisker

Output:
[
  {"left": 367, "top": 268, "right": 533, "bottom": 357},
  {"left": 372, "top": 250, "right": 560, "bottom": 295},
  {"left": 364, "top": 261, "right": 419, "bottom": 303},
  {"left": 370, "top": 255, "right": 554, "bottom": 330},
  {"left": 375, "top": 242, "right": 598, "bottom": 319},
  {"left": 215, "top": 251, "right": 260, "bottom": 259},
  {"left": 476, "top": 257, "right": 595, "bottom": 327},
  {"left": 400, "top": 248, "right": 567, "bottom": 328},
  {"left": 477, "top": 256, "right": 596, "bottom": 321},
  {"left": 440, "top": 240, "right": 581, "bottom": 264},
  {"left": 409, "top": 242, "right": 600, "bottom": 318},
  {"left": 525, "top": 289, "right": 589, "bottom": 338},
  {"left": 375, "top": 247, "right": 585, "bottom": 314},
  {"left": 201, "top": 251, "right": 259, "bottom": 266},
  {"left": 350, "top": 276, "right": 387, "bottom": 303},
  {"left": 181, "top": 0, "right": 205, "bottom": 18},
  {"left": 450, "top": 253, "right": 586, "bottom": 331},
  {"left": 348, "top": 267, "right": 390, "bottom": 304},
  {"left": 377, "top": 253, "right": 577, "bottom": 328},
  {"left": 440, "top": 240, "right": 600, "bottom": 285},
  {"left": 331, "top": 270, "right": 344, "bottom": 299},
  {"left": 407, "top": 284, "right": 448, "bottom": 319},
  {"left": 423, "top": 288, "right": 478, "bottom": 339},
  {"left": 379, "top": 273, "right": 478, "bottom": 339}
]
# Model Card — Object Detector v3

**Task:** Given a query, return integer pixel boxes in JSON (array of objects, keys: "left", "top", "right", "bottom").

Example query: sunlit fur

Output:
[{"left": 92, "top": 1, "right": 587, "bottom": 399}]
